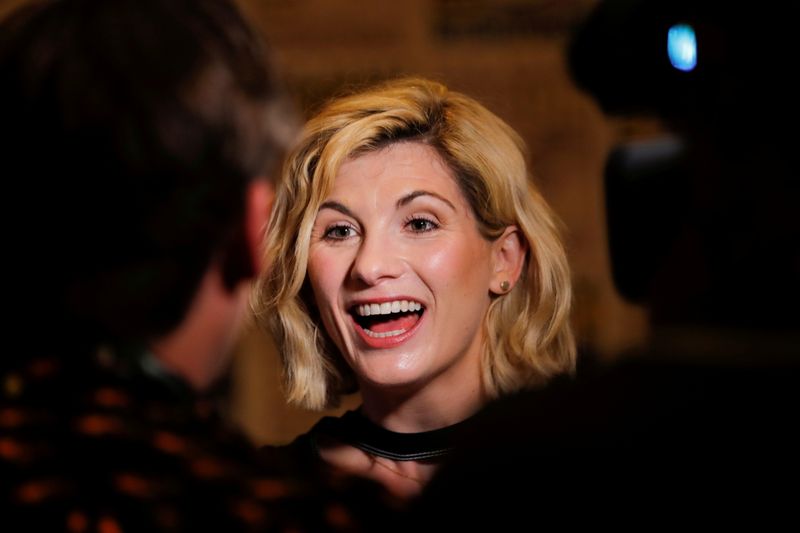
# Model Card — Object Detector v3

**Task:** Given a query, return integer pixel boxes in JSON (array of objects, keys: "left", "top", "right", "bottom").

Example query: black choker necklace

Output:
[{"left": 313, "top": 409, "right": 476, "bottom": 461}]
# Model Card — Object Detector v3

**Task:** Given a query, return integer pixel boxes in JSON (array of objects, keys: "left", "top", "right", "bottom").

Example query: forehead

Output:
[{"left": 334, "top": 142, "right": 456, "bottom": 188}]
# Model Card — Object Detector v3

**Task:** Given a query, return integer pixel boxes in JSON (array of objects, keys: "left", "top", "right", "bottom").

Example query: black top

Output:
[{"left": 262, "top": 408, "right": 478, "bottom": 473}]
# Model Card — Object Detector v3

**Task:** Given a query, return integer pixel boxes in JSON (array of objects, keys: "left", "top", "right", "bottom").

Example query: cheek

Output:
[
  {"left": 307, "top": 253, "right": 348, "bottom": 348},
  {"left": 307, "top": 251, "right": 339, "bottom": 308},
  {"left": 424, "top": 241, "right": 491, "bottom": 291},
  {"left": 307, "top": 247, "right": 357, "bottom": 318}
]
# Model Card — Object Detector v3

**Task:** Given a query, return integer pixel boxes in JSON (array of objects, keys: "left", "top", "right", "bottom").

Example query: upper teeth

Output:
[{"left": 355, "top": 300, "right": 422, "bottom": 316}]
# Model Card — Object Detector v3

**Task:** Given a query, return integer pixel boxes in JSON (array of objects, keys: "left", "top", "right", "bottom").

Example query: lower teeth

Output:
[{"left": 364, "top": 328, "right": 406, "bottom": 338}]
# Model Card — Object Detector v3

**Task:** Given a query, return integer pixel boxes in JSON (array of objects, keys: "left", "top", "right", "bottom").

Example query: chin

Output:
[{"left": 357, "top": 366, "right": 427, "bottom": 392}]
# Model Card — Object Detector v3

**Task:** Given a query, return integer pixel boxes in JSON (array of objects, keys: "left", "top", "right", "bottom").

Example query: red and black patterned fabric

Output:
[{"left": 1, "top": 349, "right": 398, "bottom": 532}]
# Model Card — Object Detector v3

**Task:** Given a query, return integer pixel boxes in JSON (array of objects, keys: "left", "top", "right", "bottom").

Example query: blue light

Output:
[{"left": 667, "top": 24, "right": 697, "bottom": 72}]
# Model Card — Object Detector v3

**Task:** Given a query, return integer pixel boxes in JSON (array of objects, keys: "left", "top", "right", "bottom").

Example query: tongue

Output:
[{"left": 367, "top": 313, "right": 420, "bottom": 333}]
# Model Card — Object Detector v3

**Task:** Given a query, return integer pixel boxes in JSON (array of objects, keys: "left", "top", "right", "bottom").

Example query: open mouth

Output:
[{"left": 349, "top": 300, "right": 425, "bottom": 339}]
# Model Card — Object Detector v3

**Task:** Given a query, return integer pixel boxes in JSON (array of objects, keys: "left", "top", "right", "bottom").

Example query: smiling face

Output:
[{"left": 307, "top": 142, "right": 496, "bottom": 401}]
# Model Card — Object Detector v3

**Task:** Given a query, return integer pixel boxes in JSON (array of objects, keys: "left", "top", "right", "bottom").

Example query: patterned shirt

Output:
[{"left": 1, "top": 347, "right": 398, "bottom": 532}]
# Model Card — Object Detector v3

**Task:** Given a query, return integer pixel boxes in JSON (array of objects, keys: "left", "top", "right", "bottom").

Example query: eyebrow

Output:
[
  {"left": 397, "top": 190, "right": 457, "bottom": 211},
  {"left": 318, "top": 200, "right": 357, "bottom": 218},
  {"left": 318, "top": 191, "right": 457, "bottom": 218}
]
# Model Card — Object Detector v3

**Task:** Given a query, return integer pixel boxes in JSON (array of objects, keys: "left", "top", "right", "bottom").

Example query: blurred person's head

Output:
[
  {"left": 1, "top": 0, "right": 295, "bottom": 355},
  {"left": 255, "top": 77, "right": 575, "bottom": 410}
]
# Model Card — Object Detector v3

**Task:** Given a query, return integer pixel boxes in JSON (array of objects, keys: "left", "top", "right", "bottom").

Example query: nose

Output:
[{"left": 349, "top": 232, "right": 403, "bottom": 286}]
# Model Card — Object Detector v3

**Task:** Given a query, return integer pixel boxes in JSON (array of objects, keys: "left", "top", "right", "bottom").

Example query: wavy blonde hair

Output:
[{"left": 253, "top": 77, "right": 575, "bottom": 410}]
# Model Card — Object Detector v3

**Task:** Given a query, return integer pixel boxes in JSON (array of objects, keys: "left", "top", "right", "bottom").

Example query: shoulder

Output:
[
  {"left": 0, "top": 356, "right": 360, "bottom": 531},
  {"left": 412, "top": 354, "right": 800, "bottom": 528},
  {"left": 447, "top": 354, "right": 800, "bottom": 455}
]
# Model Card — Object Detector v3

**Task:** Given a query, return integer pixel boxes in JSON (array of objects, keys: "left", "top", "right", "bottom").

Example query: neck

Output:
[
  {"left": 149, "top": 266, "right": 250, "bottom": 392},
  {"left": 358, "top": 358, "right": 486, "bottom": 433}
]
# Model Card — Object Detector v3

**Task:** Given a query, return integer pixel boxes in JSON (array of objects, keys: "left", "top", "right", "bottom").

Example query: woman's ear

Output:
[
  {"left": 244, "top": 179, "right": 275, "bottom": 275},
  {"left": 490, "top": 225, "right": 527, "bottom": 295}
]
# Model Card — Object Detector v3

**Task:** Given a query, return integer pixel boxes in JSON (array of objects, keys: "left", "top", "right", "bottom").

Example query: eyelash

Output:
[
  {"left": 404, "top": 215, "right": 439, "bottom": 233},
  {"left": 323, "top": 223, "right": 357, "bottom": 241},
  {"left": 321, "top": 216, "right": 439, "bottom": 241}
]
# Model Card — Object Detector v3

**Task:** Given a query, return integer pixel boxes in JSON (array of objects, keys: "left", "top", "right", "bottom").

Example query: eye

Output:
[
  {"left": 405, "top": 216, "right": 439, "bottom": 233},
  {"left": 324, "top": 223, "right": 357, "bottom": 240}
]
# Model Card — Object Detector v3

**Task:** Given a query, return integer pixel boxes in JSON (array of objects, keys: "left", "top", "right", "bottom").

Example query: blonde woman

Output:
[{"left": 255, "top": 77, "right": 575, "bottom": 500}]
